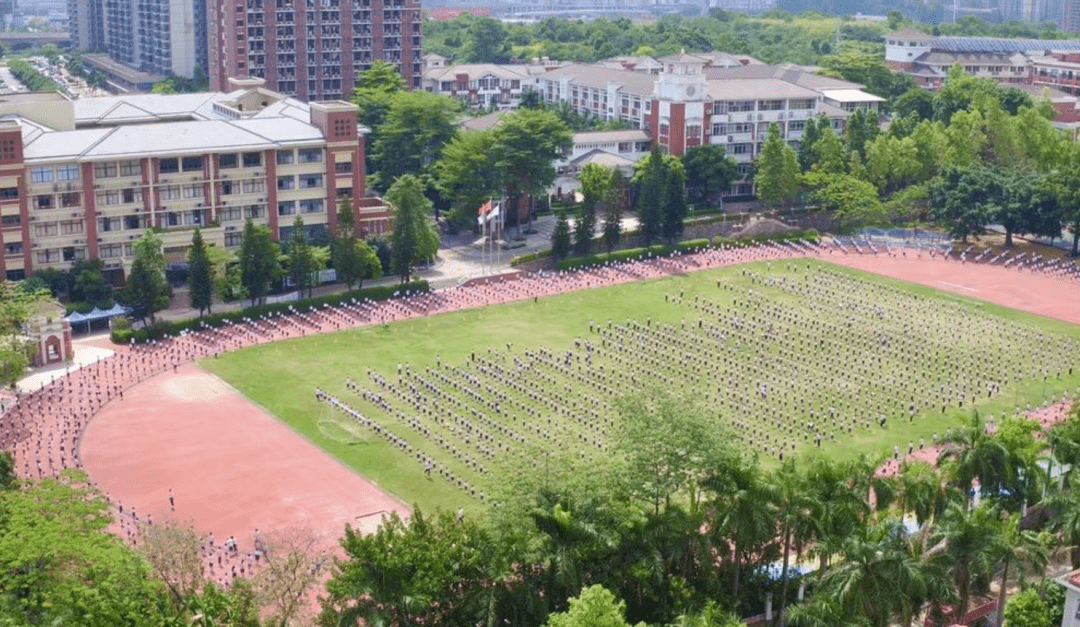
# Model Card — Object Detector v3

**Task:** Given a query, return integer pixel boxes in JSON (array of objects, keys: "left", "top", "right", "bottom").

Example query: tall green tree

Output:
[
  {"left": 491, "top": 108, "right": 573, "bottom": 229},
  {"left": 123, "top": 231, "right": 171, "bottom": 327},
  {"left": 754, "top": 123, "right": 800, "bottom": 209},
  {"left": 634, "top": 147, "right": 667, "bottom": 245},
  {"left": 844, "top": 108, "right": 880, "bottom": 162},
  {"left": 661, "top": 158, "right": 688, "bottom": 243},
  {"left": 797, "top": 115, "right": 821, "bottom": 172},
  {"left": 238, "top": 218, "right": 280, "bottom": 306},
  {"left": 387, "top": 174, "right": 438, "bottom": 284},
  {"left": 681, "top": 144, "right": 738, "bottom": 204},
  {"left": 332, "top": 197, "right": 382, "bottom": 290},
  {"left": 370, "top": 90, "right": 463, "bottom": 192},
  {"left": 552, "top": 211, "right": 572, "bottom": 260},
  {"left": 287, "top": 217, "right": 316, "bottom": 298},
  {"left": 186, "top": 228, "right": 212, "bottom": 317},
  {"left": 927, "top": 166, "right": 997, "bottom": 243},
  {"left": 468, "top": 17, "right": 509, "bottom": 62},
  {"left": 435, "top": 129, "right": 503, "bottom": 229},
  {"left": 575, "top": 163, "right": 619, "bottom": 256},
  {"left": 545, "top": 585, "right": 642, "bottom": 627},
  {"left": 319, "top": 509, "right": 497, "bottom": 627},
  {"left": 350, "top": 60, "right": 406, "bottom": 134}
]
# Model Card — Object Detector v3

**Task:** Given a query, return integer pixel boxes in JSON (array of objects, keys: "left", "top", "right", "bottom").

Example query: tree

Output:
[
  {"left": 468, "top": 17, "right": 509, "bottom": 62},
  {"left": 937, "top": 412, "right": 1014, "bottom": 508},
  {"left": 552, "top": 211, "right": 572, "bottom": 260},
  {"left": 769, "top": 460, "right": 818, "bottom": 627},
  {"left": 287, "top": 217, "right": 317, "bottom": 297},
  {"left": 492, "top": 108, "right": 573, "bottom": 229},
  {"left": 797, "top": 115, "right": 821, "bottom": 172},
  {"left": 993, "top": 513, "right": 1051, "bottom": 627},
  {"left": 820, "top": 51, "right": 915, "bottom": 103},
  {"left": 545, "top": 585, "right": 643, "bottom": 627},
  {"left": 1054, "top": 142, "right": 1080, "bottom": 256},
  {"left": 635, "top": 147, "right": 667, "bottom": 245},
  {"left": 927, "top": 166, "right": 996, "bottom": 243},
  {"left": 332, "top": 197, "right": 382, "bottom": 290},
  {"left": 123, "top": 231, "right": 171, "bottom": 327},
  {"left": 661, "top": 157, "right": 688, "bottom": 243},
  {"left": 810, "top": 124, "right": 847, "bottom": 175},
  {"left": 681, "top": 144, "right": 738, "bottom": 204},
  {"left": 706, "top": 460, "right": 773, "bottom": 599},
  {"left": 754, "top": 123, "right": 800, "bottom": 209},
  {"left": 575, "top": 163, "right": 618, "bottom": 255},
  {"left": 187, "top": 228, "right": 212, "bottom": 317},
  {"left": 251, "top": 526, "right": 328, "bottom": 627},
  {"left": 370, "top": 90, "right": 463, "bottom": 191},
  {"left": 894, "top": 89, "right": 936, "bottom": 122},
  {"left": 319, "top": 509, "right": 496, "bottom": 627},
  {"left": 939, "top": 502, "right": 1003, "bottom": 625},
  {"left": 239, "top": 218, "right": 280, "bottom": 306},
  {"left": 1003, "top": 588, "right": 1051, "bottom": 627},
  {"left": 844, "top": 108, "right": 880, "bottom": 162},
  {"left": 350, "top": 60, "right": 406, "bottom": 136},
  {"left": 387, "top": 174, "right": 438, "bottom": 284},
  {"left": 804, "top": 173, "right": 884, "bottom": 232},
  {"left": 435, "top": 129, "right": 503, "bottom": 229},
  {"left": 137, "top": 517, "right": 206, "bottom": 605}
]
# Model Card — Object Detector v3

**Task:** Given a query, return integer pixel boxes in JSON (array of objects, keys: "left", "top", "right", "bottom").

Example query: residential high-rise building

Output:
[
  {"left": 68, "top": 0, "right": 106, "bottom": 51},
  {"left": 69, "top": 0, "right": 207, "bottom": 82},
  {"left": 208, "top": 0, "right": 422, "bottom": 102}
]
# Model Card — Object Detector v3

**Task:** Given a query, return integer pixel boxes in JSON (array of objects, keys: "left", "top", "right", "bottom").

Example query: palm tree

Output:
[
  {"left": 894, "top": 460, "right": 959, "bottom": 527},
  {"left": 1047, "top": 483, "right": 1080, "bottom": 569},
  {"left": 846, "top": 453, "right": 896, "bottom": 514},
  {"left": 706, "top": 461, "right": 774, "bottom": 599},
  {"left": 816, "top": 518, "right": 955, "bottom": 627},
  {"left": 992, "top": 511, "right": 1051, "bottom": 627},
  {"left": 936, "top": 501, "right": 1003, "bottom": 625},
  {"left": 804, "top": 456, "right": 868, "bottom": 575},
  {"left": 937, "top": 411, "right": 1012, "bottom": 509},
  {"left": 768, "top": 460, "right": 820, "bottom": 627}
]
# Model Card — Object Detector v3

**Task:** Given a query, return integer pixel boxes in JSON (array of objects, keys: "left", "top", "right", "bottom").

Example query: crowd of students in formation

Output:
[
  {"left": 316, "top": 254, "right": 1080, "bottom": 502},
  {"left": 2, "top": 235, "right": 1078, "bottom": 582}
]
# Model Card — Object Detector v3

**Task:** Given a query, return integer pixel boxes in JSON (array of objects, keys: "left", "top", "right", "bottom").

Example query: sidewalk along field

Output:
[{"left": 201, "top": 260, "right": 1080, "bottom": 513}]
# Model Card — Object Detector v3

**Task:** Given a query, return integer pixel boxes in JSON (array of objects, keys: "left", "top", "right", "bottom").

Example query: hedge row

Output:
[
  {"left": 555, "top": 239, "right": 712, "bottom": 271},
  {"left": 509, "top": 249, "right": 553, "bottom": 267},
  {"left": 111, "top": 281, "right": 430, "bottom": 344},
  {"left": 554, "top": 230, "right": 818, "bottom": 271},
  {"left": 710, "top": 228, "right": 820, "bottom": 248}
]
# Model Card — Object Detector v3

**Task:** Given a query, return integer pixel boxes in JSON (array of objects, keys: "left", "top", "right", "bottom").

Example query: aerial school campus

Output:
[{"left": 14, "top": 230, "right": 1080, "bottom": 626}]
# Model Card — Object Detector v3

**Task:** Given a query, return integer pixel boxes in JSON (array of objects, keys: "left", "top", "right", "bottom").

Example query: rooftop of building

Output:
[
  {"left": 885, "top": 28, "right": 934, "bottom": 40},
  {"left": 913, "top": 50, "right": 1030, "bottom": 65},
  {"left": 572, "top": 129, "right": 650, "bottom": 145},
  {"left": 423, "top": 62, "right": 546, "bottom": 82},
  {"left": 460, "top": 110, "right": 506, "bottom": 131},
  {"left": 540, "top": 63, "right": 659, "bottom": 97},
  {"left": 81, "top": 53, "right": 164, "bottom": 85},
  {"left": 2, "top": 79, "right": 354, "bottom": 162},
  {"left": 568, "top": 148, "right": 638, "bottom": 169}
]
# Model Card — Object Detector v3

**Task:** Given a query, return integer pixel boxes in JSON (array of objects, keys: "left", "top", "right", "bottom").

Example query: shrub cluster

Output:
[
  {"left": 111, "top": 281, "right": 429, "bottom": 344},
  {"left": 8, "top": 59, "right": 60, "bottom": 92}
]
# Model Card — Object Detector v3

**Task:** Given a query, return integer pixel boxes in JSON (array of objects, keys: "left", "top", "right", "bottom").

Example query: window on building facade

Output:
[
  {"left": 278, "top": 200, "right": 296, "bottom": 215},
  {"left": 57, "top": 164, "right": 79, "bottom": 181},
  {"left": 30, "top": 167, "right": 54, "bottom": 183},
  {"left": 119, "top": 160, "right": 142, "bottom": 177},
  {"left": 0, "top": 188, "right": 18, "bottom": 200},
  {"left": 277, "top": 150, "right": 295, "bottom": 165},
  {"left": 278, "top": 176, "right": 295, "bottom": 190},
  {"left": 183, "top": 185, "right": 204, "bottom": 199},
  {"left": 34, "top": 223, "right": 58, "bottom": 237},
  {"left": 121, "top": 188, "right": 143, "bottom": 204},
  {"left": 335, "top": 161, "right": 352, "bottom": 174},
  {"left": 61, "top": 220, "right": 83, "bottom": 235},
  {"left": 61, "top": 192, "right": 80, "bottom": 207},
  {"left": 298, "top": 148, "right": 322, "bottom": 163},
  {"left": 35, "top": 195, "right": 54, "bottom": 210},
  {"left": 299, "top": 174, "right": 323, "bottom": 189},
  {"left": 95, "top": 162, "right": 118, "bottom": 178},
  {"left": 242, "top": 152, "right": 262, "bottom": 167},
  {"left": 159, "top": 159, "right": 179, "bottom": 174},
  {"left": 182, "top": 156, "right": 204, "bottom": 172},
  {"left": 220, "top": 153, "right": 238, "bottom": 169},
  {"left": 299, "top": 199, "right": 323, "bottom": 213},
  {"left": 242, "top": 180, "right": 265, "bottom": 194},
  {"left": 221, "top": 207, "right": 243, "bottom": 222},
  {"left": 1, "top": 215, "right": 20, "bottom": 227}
]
